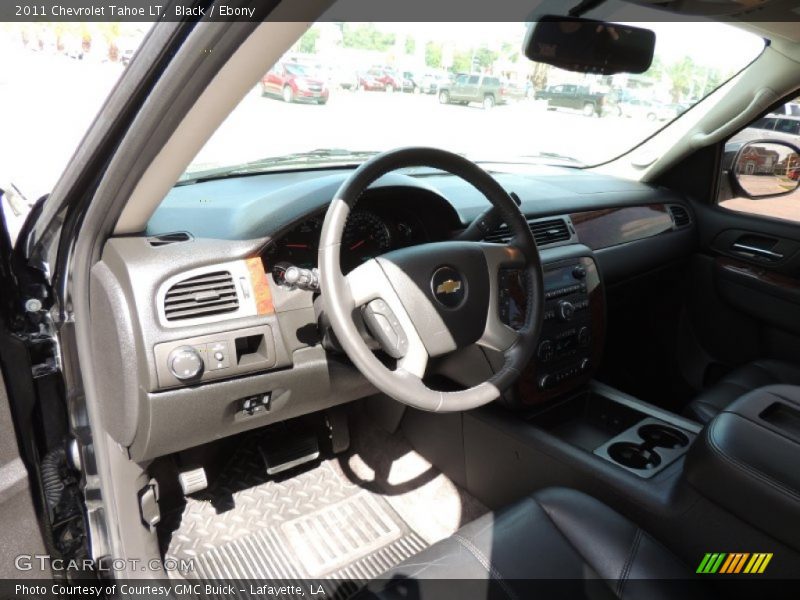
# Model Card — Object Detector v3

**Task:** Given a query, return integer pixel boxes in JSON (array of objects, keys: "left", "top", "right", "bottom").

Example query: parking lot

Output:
[
  {"left": 194, "top": 86, "right": 661, "bottom": 173},
  {"left": 5, "top": 47, "right": 796, "bottom": 227},
  {"left": 0, "top": 45, "right": 665, "bottom": 202}
]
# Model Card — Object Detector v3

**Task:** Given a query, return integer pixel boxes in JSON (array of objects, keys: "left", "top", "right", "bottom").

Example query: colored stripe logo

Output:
[{"left": 697, "top": 552, "right": 773, "bottom": 574}]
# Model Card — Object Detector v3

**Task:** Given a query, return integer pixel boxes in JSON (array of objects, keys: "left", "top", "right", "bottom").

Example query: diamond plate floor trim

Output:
[{"left": 159, "top": 435, "right": 428, "bottom": 584}]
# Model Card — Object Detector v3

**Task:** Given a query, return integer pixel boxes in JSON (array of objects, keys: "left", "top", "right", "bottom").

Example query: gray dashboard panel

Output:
[
  {"left": 130, "top": 347, "right": 375, "bottom": 460},
  {"left": 149, "top": 166, "right": 685, "bottom": 239},
  {"left": 95, "top": 166, "right": 695, "bottom": 461}
]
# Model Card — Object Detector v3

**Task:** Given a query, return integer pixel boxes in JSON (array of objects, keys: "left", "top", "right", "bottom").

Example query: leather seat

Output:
[
  {"left": 358, "top": 488, "right": 704, "bottom": 600},
  {"left": 685, "top": 359, "right": 800, "bottom": 424}
]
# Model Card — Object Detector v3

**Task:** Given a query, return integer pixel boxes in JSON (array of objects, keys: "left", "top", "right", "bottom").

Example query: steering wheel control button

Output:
[
  {"left": 207, "top": 341, "right": 231, "bottom": 371},
  {"left": 431, "top": 266, "right": 466, "bottom": 309},
  {"left": 362, "top": 299, "right": 408, "bottom": 358},
  {"left": 168, "top": 345, "right": 205, "bottom": 381}
]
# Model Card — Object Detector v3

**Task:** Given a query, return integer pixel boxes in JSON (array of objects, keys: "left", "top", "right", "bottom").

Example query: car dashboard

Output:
[
  {"left": 93, "top": 164, "right": 696, "bottom": 462},
  {"left": 264, "top": 188, "right": 456, "bottom": 276}
]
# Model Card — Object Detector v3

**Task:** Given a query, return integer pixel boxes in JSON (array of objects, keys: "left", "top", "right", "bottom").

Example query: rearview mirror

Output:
[
  {"left": 731, "top": 140, "right": 800, "bottom": 199},
  {"left": 524, "top": 16, "right": 655, "bottom": 75}
]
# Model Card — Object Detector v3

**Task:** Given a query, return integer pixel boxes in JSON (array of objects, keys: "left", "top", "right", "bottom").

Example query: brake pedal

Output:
[{"left": 259, "top": 433, "right": 320, "bottom": 476}]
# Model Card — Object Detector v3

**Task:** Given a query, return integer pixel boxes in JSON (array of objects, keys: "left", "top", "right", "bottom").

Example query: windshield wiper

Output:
[{"left": 176, "top": 148, "right": 380, "bottom": 185}]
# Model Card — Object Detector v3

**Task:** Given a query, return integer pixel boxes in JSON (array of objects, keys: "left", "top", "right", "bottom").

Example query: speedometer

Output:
[
  {"left": 264, "top": 217, "right": 321, "bottom": 270},
  {"left": 342, "top": 211, "right": 391, "bottom": 272}
]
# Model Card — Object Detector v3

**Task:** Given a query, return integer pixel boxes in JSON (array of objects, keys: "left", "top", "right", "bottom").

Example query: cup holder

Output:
[
  {"left": 607, "top": 442, "right": 661, "bottom": 470},
  {"left": 638, "top": 424, "right": 689, "bottom": 449},
  {"left": 597, "top": 419, "right": 694, "bottom": 477}
]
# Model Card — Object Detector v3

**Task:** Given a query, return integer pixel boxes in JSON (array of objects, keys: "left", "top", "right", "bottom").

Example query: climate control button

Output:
[{"left": 537, "top": 340, "right": 554, "bottom": 362}]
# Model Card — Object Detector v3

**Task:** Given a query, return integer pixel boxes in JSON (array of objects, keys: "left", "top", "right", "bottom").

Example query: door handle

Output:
[{"left": 731, "top": 242, "right": 784, "bottom": 261}]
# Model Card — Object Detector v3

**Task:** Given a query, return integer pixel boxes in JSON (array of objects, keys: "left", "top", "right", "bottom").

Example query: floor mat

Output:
[{"left": 160, "top": 435, "right": 428, "bottom": 585}]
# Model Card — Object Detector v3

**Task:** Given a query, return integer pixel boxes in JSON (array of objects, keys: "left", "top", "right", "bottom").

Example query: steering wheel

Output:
[{"left": 319, "top": 147, "right": 544, "bottom": 412}]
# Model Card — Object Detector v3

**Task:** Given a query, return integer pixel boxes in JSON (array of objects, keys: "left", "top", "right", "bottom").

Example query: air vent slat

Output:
[
  {"left": 667, "top": 205, "right": 691, "bottom": 229},
  {"left": 484, "top": 217, "right": 571, "bottom": 247},
  {"left": 164, "top": 293, "right": 238, "bottom": 310},
  {"left": 168, "top": 274, "right": 234, "bottom": 288},
  {"left": 164, "top": 302, "right": 241, "bottom": 320},
  {"left": 165, "top": 281, "right": 236, "bottom": 296},
  {"left": 163, "top": 270, "right": 239, "bottom": 322}
]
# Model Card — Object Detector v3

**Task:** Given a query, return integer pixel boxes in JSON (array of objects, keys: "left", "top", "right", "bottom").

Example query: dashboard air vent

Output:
[
  {"left": 485, "top": 217, "right": 572, "bottom": 247},
  {"left": 148, "top": 231, "right": 193, "bottom": 247},
  {"left": 164, "top": 271, "right": 239, "bottom": 321},
  {"left": 667, "top": 205, "right": 691, "bottom": 229},
  {"left": 529, "top": 218, "right": 572, "bottom": 246}
]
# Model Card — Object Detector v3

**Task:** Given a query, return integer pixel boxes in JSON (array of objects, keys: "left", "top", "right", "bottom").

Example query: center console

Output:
[
  {"left": 499, "top": 254, "right": 605, "bottom": 406},
  {"left": 685, "top": 384, "right": 800, "bottom": 553},
  {"left": 398, "top": 242, "right": 800, "bottom": 577}
]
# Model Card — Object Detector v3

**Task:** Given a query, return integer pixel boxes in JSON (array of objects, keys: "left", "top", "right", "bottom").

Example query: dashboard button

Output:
[
  {"left": 168, "top": 346, "right": 205, "bottom": 381},
  {"left": 557, "top": 300, "right": 575, "bottom": 322},
  {"left": 206, "top": 341, "right": 231, "bottom": 371},
  {"left": 537, "top": 340, "right": 554, "bottom": 362}
]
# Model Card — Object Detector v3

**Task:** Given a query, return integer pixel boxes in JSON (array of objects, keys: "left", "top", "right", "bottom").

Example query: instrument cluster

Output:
[{"left": 264, "top": 208, "right": 429, "bottom": 276}]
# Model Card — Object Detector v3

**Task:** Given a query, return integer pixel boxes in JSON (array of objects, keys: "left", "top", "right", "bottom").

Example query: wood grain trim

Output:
[
  {"left": 570, "top": 205, "right": 673, "bottom": 250},
  {"left": 246, "top": 257, "right": 274, "bottom": 316},
  {"left": 716, "top": 257, "right": 800, "bottom": 294}
]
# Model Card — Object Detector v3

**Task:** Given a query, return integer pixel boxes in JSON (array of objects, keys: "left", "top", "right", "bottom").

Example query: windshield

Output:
[
  {"left": 183, "top": 21, "right": 764, "bottom": 179},
  {"left": 0, "top": 23, "right": 152, "bottom": 200},
  {"left": 285, "top": 63, "right": 311, "bottom": 76}
]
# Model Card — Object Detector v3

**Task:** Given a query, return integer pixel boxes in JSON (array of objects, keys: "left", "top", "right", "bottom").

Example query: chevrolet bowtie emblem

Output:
[{"left": 436, "top": 279, "right": 462, "bottom": 295}]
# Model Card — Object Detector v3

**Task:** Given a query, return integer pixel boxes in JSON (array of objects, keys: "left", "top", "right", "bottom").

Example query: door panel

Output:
[
  {"left": 689, "top": 201, "right": 800, "bottom": 372},
  {"left": 696, "top": 203, "right": 800, "bottom": 274}
]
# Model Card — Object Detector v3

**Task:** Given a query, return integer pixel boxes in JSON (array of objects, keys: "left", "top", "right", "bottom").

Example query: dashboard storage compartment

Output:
[{"left": 685, "top": 384, "right": 800, "bottom": 551}]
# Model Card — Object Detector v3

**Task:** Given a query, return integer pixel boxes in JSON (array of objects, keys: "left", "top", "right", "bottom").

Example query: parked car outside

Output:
[
  {"left": 730, "top": 114, "right": 800, "bottom": 146},
  {"left": 332, "top": 68, "right": 359, "bottom": 91},
  {"left": 619, "top": 98, "right": 660, "bottom": 121},
  {"left": 500, "top": 79, "right": 527, "bottom": 102},
  {"left": 261, "top": 62, "right": 329, "bottom": 104},
  {"left": 535, "top": 83, "right": 616, "bottom": 117},
  {"left": 438, "top": 73, "right": 505, "bottom": 109},
  {"left": 358, "top": 67, "right": 402, "bottom": 92},
  {"left": 415, "top": 71, "right": 441, "bottom": 94},
  {"left": 772, "top": 101, "right": 800, "bottom": 117},
  {"left": 119, "top": 48, "right": 135, "bottom": 67},
  {"left": 401, "top": 71, "right": 422, "bottom": 93}
]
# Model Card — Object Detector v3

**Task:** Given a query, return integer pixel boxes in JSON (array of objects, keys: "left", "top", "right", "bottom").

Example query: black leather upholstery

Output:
[
  {"left": 357, "top": 488, "right": 703, "bottom": 600},
  {"left": 686, "top": 384, "right": 800, "bottom": 552},
  {"left": 685, "top": 360, "right": 800, "bottom": 424}
]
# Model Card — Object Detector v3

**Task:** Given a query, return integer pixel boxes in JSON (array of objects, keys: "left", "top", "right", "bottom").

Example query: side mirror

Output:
[{"left": 731, "top": 140, "right": 800, "bottom": 199}]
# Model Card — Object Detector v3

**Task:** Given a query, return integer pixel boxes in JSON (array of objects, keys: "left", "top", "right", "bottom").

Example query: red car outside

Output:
[
  {"left": 261, "top": 62, "right": 329, "bottom": 104},
  {"left": 358, "top": 68, "right": 402, "bottom": 92}
]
